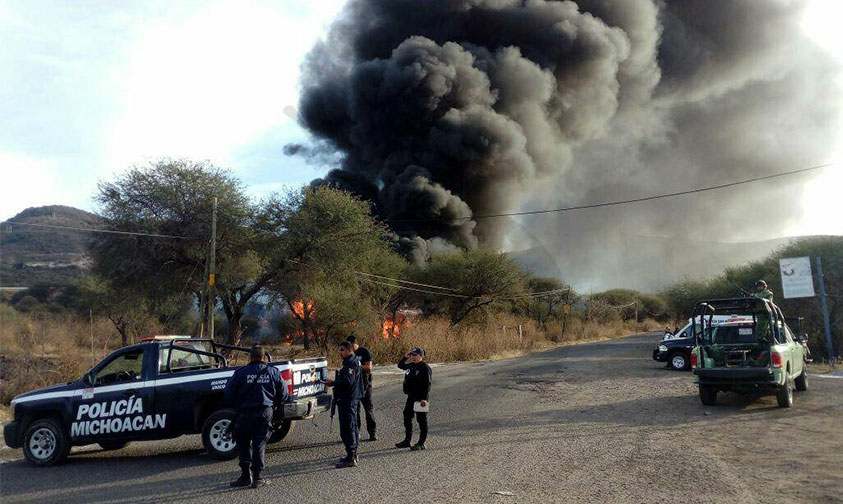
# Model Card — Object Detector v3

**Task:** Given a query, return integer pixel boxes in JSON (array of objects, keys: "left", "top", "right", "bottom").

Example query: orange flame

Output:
[
  {"left": 382, "top": 313, "right": 409, "bottom": 339},
  {"left": 292, "top": 300, "right": 314, "bottom": 320}
]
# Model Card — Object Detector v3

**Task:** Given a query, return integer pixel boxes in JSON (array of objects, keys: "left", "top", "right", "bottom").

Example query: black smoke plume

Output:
[{"left": 292, "top": 0, "right": 841, "bottom": 290}]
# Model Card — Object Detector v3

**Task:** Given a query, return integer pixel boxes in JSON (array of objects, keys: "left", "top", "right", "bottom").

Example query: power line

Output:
[
  {"left": 388, "top": 163, "right": 833, "bottom": 222},
  {"left": 359, "top": 277, "right": 472, "bottom": 298},
  {"left": 354, "top": 270, "right": 459, "bottom": 292},
  {"left": 2, "top": 220, "right": 196, "bottom": 240}
]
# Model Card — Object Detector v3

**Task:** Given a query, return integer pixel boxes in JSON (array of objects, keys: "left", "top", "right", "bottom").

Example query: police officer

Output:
[
  {"left": 324, "top": 340, "right": 364, "bottom": 468},
  {"left": 346, "top": 335, "right": 377, "bottom": 441},
  {"left": 224, "top": 345, "right": 288, "bottom": 488},
  {"left": 754, "top": 280, "right": 774, "bottom": 301},
  {"left": 395, "top": 347, "right": 431, "bottom": 451}
]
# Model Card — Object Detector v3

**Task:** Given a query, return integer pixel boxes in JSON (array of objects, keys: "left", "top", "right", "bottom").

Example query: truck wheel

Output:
[
  {"left": 202, "top": 410, "right": 238, "bottom": 460},
  {"left": 794, "top": 369, "right": 809, "bottom": 392},
  {"left": 669, "top": 352, "right": 690, "bottom": 371},
  {"left": 699, "top": 385, "right": 717, "bottom": 406},
  {"left": 98, "top": 441, "right": 129, "bottom": 451},
  {"left": 268, "top": 420, "right": 294, "bottom": 444},
  {"left": 776, "top": 378, "right": 794, "bottom": 408},
  {"left": 23, "top": 418, "right": 71, "bottom": 467}
]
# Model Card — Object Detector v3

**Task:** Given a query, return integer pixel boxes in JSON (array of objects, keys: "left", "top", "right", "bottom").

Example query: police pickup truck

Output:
[{"left": 4, "top": 336, "right": 330, "bottom": 466}]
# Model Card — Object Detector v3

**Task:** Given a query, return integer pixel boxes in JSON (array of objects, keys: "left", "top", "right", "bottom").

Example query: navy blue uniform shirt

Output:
[
  {"left": 398, "top": 357, "right": 432, "bottom": 401},
  {"left": 355, "top": 345, "right": 373, "bottom": 386},
  {"left": 224, "top": 362, "right": 288, "bottom": 412},
  {"left": 333, "top": 355, "right": 365, "bottom": 401}
]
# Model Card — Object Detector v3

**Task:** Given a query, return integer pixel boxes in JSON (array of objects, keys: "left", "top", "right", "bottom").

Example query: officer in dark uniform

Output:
[
  {"left": 224, "top": 345, "right": 288, "bottom": 488},
  {"left": 324, "top": 340, "right": 364, "bottom": 468},
  {"left": 396, "top": 347, "right": 432, "bottom": 451},
  {"left": 346, "top": 335, "right": 377, "bottom": 441}
]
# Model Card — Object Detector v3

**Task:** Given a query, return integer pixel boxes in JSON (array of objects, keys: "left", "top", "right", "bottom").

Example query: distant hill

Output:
[
  {"left": 1, "top": 205, "right": 100, "bottom": 287},
  {"left": 510, "top": 234, "right": 802, "bottom": 293}
]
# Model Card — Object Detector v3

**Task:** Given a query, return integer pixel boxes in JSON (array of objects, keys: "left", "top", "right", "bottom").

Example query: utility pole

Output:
[
  {"left": 816, "top": 256, "right": 835, "bottom": 367},
  {"left": 198, "top": 242, "right": 210, "bottom": 338},
  {"left": 206, "top": 198, "right": 218, "bottom": 341},
  {"left": 634, "top": 301, "right": 639, "bottom": 324}
]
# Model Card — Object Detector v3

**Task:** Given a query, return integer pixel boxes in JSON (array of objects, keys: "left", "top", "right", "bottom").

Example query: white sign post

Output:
[{"left": 779, "top": 257, "right": 815, "bottom": 299}]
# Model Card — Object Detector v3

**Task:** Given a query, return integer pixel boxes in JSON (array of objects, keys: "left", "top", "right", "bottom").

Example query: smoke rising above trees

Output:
[{"left": 291, "top": 0, "right": 842, "bottom": 289}]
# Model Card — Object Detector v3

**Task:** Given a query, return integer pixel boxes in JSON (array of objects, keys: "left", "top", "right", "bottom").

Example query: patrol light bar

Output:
[{"left": 139, "top": 335, "right": 192, "bottom": 341}]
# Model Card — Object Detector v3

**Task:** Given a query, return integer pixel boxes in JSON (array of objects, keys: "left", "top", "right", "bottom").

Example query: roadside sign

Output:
[{"left": 779, "top": 257, "right": 815, "bottom": 299}]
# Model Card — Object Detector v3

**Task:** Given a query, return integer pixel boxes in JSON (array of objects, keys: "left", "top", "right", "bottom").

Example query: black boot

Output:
[
  {"left": 335, "top": 453, "right": 358, "bottom": 468},
  {"left": 368, "top": 432, "right": 378, "bottom": 441},
  {"left": 395, "top": 439, "right": 411, "bottom": 448},
  {"left": 230, "top": 466, "right": 252, "bottom": 488},
  {"left": 410, "top": 442, "right": 426, "bottom": 451},
  {"left": 251, "top": 469, "right": 269, "bottom": 488}
]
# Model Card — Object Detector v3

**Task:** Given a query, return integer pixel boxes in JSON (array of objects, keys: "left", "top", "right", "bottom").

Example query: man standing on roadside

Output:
[
  {"left": 346, "top": 335, "right": 377, "bottom": 441},
  {"left": 224, "top": 345, "right": 288, "bottom": 489},
  {"left": 325, "top": 341, "right": 365, "bottom": 468},
  {"left": 396, "top": 347, "right": 431, "bottom": 451}
]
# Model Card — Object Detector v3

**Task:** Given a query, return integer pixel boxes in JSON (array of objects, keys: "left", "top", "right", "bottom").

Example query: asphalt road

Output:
[{"left": 2, "top": 332, "right": 842, "bottom": 504}]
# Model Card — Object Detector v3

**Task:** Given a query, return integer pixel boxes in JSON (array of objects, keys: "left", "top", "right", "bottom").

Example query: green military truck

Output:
[{"left": 690, "top": 297, "right": 809, "bottom": 408}]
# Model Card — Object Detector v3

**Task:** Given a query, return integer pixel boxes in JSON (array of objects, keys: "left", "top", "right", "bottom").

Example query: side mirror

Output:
[
  {"left": 798, "top": 334, "right": 808, "bottom": 343},
  {"left": 83, "top": 372, "right": 94, "bottom": 386}
]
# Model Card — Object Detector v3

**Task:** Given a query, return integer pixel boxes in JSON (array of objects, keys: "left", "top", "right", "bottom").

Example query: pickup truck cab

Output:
[
  {"left": 4, "top": 336, "right": 330, "bottom": 466},
  {"left": 653, "top": 315, "right": 753, "bottom": 370},
  {"left": 690, "top": 298, "right": 809, "bottom": 408}
]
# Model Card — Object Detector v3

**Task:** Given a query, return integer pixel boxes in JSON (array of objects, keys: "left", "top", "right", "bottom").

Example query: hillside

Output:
[{"left": 0, "top": 205, "right": 100, "bottom": 287}]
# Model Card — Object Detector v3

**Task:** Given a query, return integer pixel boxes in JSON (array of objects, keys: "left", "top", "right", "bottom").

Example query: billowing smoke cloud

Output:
[{"left": 292, "top": 0, "right": 842, "bottom": 290}]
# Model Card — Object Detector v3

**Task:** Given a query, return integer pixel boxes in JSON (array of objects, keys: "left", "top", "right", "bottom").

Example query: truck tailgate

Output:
[{"left": 285, "top": 358, "right": 328, "bottom": 399}]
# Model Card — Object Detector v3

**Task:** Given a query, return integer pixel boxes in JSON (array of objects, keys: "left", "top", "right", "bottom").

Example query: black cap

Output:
[
  {"left": 409, "top": 347, "right": 425, "bottom": 356},
  {"left": 346, "top": 335, "right": 357, "bottom": 344}
]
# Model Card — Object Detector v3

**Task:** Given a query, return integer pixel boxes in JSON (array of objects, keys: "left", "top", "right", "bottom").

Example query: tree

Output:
[
  {"left": 416, "top": 250, "right": 527, "bottom": 326},
  {"left": 79, "top": 277, "right": 161, "bottom": 346},
  {"left": 91, "top": 159, "right": 274, "bottom": 344},
  {"left": 523, "top": 277, "right": 571, "bottom": 327},
  {"left": 264, "top": 186, "right": 401, "bottom": 351}
]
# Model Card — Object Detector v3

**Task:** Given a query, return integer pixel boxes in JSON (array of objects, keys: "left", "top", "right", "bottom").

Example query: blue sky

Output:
[{"left": 0, "top": 0, "right": 346, "bottom": 220}]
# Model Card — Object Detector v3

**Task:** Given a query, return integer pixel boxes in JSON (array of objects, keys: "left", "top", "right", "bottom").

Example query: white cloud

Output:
[
  {"left": 0, "top": 152, "right": 65, "bottom": 220},
  {"left": 107, "top": 0, "right": 346, "bottom": 170}
]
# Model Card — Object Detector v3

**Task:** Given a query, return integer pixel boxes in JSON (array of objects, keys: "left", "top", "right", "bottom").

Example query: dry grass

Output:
[
  {"left": 0, "top": 304, "right": 660, "bottom": 404},
  {"left": 0, "top": 305, "right": 123, "bottom": 404},
  {"left": 346, "top": 314, "right": 660, "bottom": 366}
]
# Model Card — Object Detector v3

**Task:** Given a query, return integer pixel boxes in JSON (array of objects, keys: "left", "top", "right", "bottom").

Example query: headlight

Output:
[{"left": 658, "top": 345, "right": 668, "bottom": 352}]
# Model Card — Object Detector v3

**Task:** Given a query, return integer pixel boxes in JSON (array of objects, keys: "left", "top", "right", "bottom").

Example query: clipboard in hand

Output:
[{"left": 413, "top": 401, "right": 429, "bottom": 413}]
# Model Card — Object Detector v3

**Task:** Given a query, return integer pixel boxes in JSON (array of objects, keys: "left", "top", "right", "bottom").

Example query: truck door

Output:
[
  {"left": 69, "top": 346, "right": 159, "bottom": 445},
  {"left": 783, "top": 325, "right": 802, "bottom": 377}
]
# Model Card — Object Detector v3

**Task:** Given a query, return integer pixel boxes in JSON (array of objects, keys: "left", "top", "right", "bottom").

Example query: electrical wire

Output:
[
  {"left": 388, "top": 163, "right": 834, "bottom": 222},
  {"left": 359, "top": 277, "right": 472, "bottom": 298},
  {"left": 2, "top": 220, "right": 196, "bottom": 240},
  {"left": 354, "top": 270, "right": 460, "bottom": 292}
]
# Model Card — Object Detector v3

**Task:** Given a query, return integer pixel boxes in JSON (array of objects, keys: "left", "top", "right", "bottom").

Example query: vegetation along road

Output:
[{"left": 2, "top": 332, "right": 841, "bottom": 503}]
